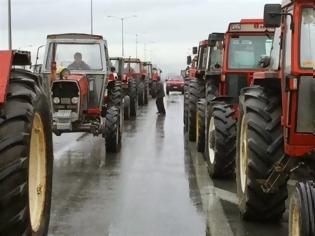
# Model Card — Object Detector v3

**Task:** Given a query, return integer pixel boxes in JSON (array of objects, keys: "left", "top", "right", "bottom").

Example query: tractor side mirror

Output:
[
  {"left": 159, "top": 69, "right": 162, "bottom": 74},
  {"left": 187, "top": 56, "right": 192, "bottom": 65},
  {"left": 264, "top": 4, "right": 282, "bottom": 28},
  {"left": 259, "top": 55, "right": 271, "bottom": 68},
  {"left": 192, "top": 47, "right": 198, "bottom": 55}
]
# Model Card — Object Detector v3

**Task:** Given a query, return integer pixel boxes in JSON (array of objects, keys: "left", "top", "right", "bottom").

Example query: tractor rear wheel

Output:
[
  {"left": 188, "top": 79, "right": 205, "bottom": 141},
  {"left": 0, "top": 69, "right": 53, "bottom": 235},
  {"left": 289, "top": 181, "right": 315, "bottom": 236},
  {"left": 128, "top": 79, "right": 137, "bottom": 117},
  {"left": 105, "top": 106, "right": 121, "bottom": 153},
  {"left": 206, "top": 104, "right": 236, "bottom": 178},
  {"left": 183, "top": 79, "right": 190, "bottom": 131},
  {"left": 236, "top": 86, "right": 287, "bottom": 221},
  {"left": 196, "top": 99, "right": 206, "bottom": 152}
]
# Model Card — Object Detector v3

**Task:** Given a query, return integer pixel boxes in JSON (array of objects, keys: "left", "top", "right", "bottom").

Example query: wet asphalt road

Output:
[{"left": 49, "top": 94, "right": 289, "bottom": 236}]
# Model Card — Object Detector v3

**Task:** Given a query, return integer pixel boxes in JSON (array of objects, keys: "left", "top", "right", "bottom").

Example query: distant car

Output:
[{"left": 166, "top": 76, "right": 184, "bottom": 95}]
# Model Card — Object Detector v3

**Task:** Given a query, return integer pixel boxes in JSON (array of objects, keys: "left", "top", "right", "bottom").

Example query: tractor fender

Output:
[{"left": 0, "top": 50, "right": 32, "bottom": 104}]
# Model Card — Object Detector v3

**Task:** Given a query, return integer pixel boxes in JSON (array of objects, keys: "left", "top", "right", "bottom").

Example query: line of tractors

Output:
[
  {"left": 183, "top": 1, "right": 314, "bottom": 235},
  {"left": 0, "top": 33, "right": 161, "bottom": 235}
]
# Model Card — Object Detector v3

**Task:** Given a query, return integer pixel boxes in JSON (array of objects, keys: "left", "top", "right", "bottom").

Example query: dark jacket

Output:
[
  {"left": 156, "top": 79, "right": 165, "bottom": 98},
  {"left": 68, "top": 61, "right": 90, "bottom": 70}
]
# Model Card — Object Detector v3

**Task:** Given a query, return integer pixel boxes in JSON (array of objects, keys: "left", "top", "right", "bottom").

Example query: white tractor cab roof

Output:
[{"left": 42, "top": 33, "right": 110, "bottom": 75}]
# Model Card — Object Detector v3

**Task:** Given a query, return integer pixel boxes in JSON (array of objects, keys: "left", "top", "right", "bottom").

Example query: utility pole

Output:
[
  {"left": 136, "top": 34, "right": 138, "bottom": 58},
  {"left": 8, "top": 0, "right": 12, "bottom": 49},
  {"left": 107, "top": 15, "right": 137, "bottom": 57},
  {"left": 90, "top": 0, "right": 93, "bottom": 34}
]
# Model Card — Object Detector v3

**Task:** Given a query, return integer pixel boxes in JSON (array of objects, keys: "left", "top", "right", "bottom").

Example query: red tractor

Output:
[
  {"left": 236, "top": 1, "right": 315, "bottom": 234},
  {"left": 203, "top": 20, "right": 274, "bottom": 178},
  {"left": 123, "top": 58, "right": 149, "bottom": 107},
  {"left": 0, "top": 51, "right": 53, "bottom": 235},
  {"left": 185, "top": 41, "right": 207, "bottom": 136},
  {"left": 41, "top": 33, "right": 123, "bottom": 153},
  {"left": 110, "top": 57, "right": 132, "bottom": 120}
]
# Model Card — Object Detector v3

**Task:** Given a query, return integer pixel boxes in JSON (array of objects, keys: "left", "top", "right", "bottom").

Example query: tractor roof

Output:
[
  {"left": 47, "top": 33, "right": 103, "bottom": 40},
  {"left": 199, "top": 40, "right": 208, "bottom": 47},
  {"left": 124, "top": 58, "right": 141, "bottom": 63},
  {"left": 227, "top": 19, "right": 274, "bottom": 33}
]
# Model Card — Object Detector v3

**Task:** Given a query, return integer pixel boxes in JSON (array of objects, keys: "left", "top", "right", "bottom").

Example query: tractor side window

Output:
[
  {"left": 300, "top": 7, "right": 315, "bottom": 69},
  {"left": 201, "top": 47, "right": 208, "bottom": 70},
  {"left": 284, "top": 10, "right": 292, "bottom": 74}
]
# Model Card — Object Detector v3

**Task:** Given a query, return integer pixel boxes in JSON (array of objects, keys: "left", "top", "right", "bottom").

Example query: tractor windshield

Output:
[
  {"left": 46, "top": 43, "right": 103, "bottom": 71},
  {"left": 123, "top": 62, "right": 140, "bottom": 73},
  {"left": 228, "top": 35, "right": 273, "bottom": 69},
  {"left": 110, "top": 59, "right": 119, "bottom": 71},
  {"left": 209, "top": 42, "right": 223, "bottom": 69},
  {"left": 300, "top": 7, "right": 315, "bottom": 70}
]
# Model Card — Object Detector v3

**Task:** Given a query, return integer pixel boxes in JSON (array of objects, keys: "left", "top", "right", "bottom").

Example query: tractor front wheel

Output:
[
  {"left": 105, "top": 106, "right": 121, "bottom": 153},
  {"left": 289, "top": 181, "right": 315, "bottom": 236},
  {"left": 206, "top": 104, "right": 236, "bottom": 178}
]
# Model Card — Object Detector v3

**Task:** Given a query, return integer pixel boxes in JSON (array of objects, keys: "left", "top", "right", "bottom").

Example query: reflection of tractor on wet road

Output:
[
  {"left": 42, "top": 34, "right": 123, "bottom": 153},
  {"left": 235, "top": 2, "right": 315, "bottom": 234},
  {"left": 0, "top": 50, "right": 53, "bottom": 235}
]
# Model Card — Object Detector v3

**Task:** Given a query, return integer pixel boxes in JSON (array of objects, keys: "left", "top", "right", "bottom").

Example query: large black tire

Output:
[
  {"left": 128, "top": 79, "right": 137, "bottom": 117},
  {"left": 105, "top": 106, "right": 121, "bottom": 153},
  {"left": 236, "top": 86, "right": 287, "bottom": 221},
  {"left": 183, "top": 79, "right": 190, "bottom": 131},
  {"left": 144, "top": 80, "right": 149, "bottom": 105},
  {"left": 124, "top": 95, "right": 131, "bottom": 120},
  {"left": 289, "top": 181, "right": 315, "bottom": 236},
  {"left": 0, "top": 69, "right": 53, "bottom": 235},
  {"left": 108, "top": 80, "right": 123, "bottom": 107},
  {"left": 188, "top": 79, "right": 205, "bottom": 141},
  {"left": 206, "top": 104, "right": 236, "bottom": 178},
  {"left": 196, "top": 99, "right": 206, "bottom": 152},
  {"left": 137, "top": 81, "right": 145, "bottom": 106},
  {"left": 203, "top": 82, "right": 218, "bottom": 161}
]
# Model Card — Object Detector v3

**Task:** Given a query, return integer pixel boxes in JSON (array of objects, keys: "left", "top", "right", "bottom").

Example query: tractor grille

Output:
[
  {"left": 226, "top": 74, "right": 248, "bottom": 103},
  {"left": 52, "top": 81, "right": 79, "bottom": 112},
  {"left": 296, "top": 76, "right": 315, "bottom": 134}
]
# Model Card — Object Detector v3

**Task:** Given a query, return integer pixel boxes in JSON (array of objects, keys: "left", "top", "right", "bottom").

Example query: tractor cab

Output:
[
  {"left": 42, "top": 33, "right": 110, "bottom": 135},
  {"left": 221, "top": 19, "right": 274, "bottom": 103},
  {"left": 261, "top": 0, "right": 315, "bottom": 157},
  {"left": 195, "top": 40, "right": 208, "bottom": 79},
  {"left": 110, "top": 57, "right": 124, "bottom": 81}
]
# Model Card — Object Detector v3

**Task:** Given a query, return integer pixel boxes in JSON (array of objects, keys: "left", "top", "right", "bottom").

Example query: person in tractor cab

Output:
[
  {"left": 110, "top": 66, "right": 118, "bottom": 80},
  {"left": 156, "top": 76, "right": 166, "bottom": 115},
  {"left": 60, "top": 68, "right": 71, "bottom": 80},
  {"left": 68, "top": 52, "right": 90, "bottom": 70}
]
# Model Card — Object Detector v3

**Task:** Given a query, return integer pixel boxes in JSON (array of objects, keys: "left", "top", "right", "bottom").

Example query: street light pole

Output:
[
  {"left": 136, "top": 34, "right": 138, "bottom": 58},
  {"left": 90, "top": 0, "right": 93, "bottom": 34},
  {"left": 8, "top": 0, "right": 12, "bottom": 49},
  {"left": 121, "top": 18, "right": 124, "bottom": 57},
  {"left": 107, "top": 15, "right": 137, "bottom": 57}
]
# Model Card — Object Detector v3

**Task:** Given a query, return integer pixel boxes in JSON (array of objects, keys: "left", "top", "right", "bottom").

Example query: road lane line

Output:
[{"left": 188, "top": 141, "right": 234, "bottom": 236}]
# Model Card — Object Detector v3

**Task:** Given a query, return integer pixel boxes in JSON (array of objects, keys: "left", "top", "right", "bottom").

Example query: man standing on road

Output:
[{"left": 156, "top": 76, "right": 166, "bottom": 115}]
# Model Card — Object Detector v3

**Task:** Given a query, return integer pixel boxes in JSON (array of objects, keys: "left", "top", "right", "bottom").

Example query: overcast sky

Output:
[{"left": 0, "top": 0, "right": 277, "bottom": 74}]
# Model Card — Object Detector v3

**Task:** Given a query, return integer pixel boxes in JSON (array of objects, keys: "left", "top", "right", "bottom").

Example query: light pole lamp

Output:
[{"left": 107, "top": 15, "right": 137, "bottom": 57}]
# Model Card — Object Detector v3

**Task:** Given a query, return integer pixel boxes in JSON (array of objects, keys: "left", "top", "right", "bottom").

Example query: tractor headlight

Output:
[
  {"left": 53, "top": 97, "right": 60, "bottom": 104},
  {"left": 71, "top": 97, "right": 79, "bottom": 104}
]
